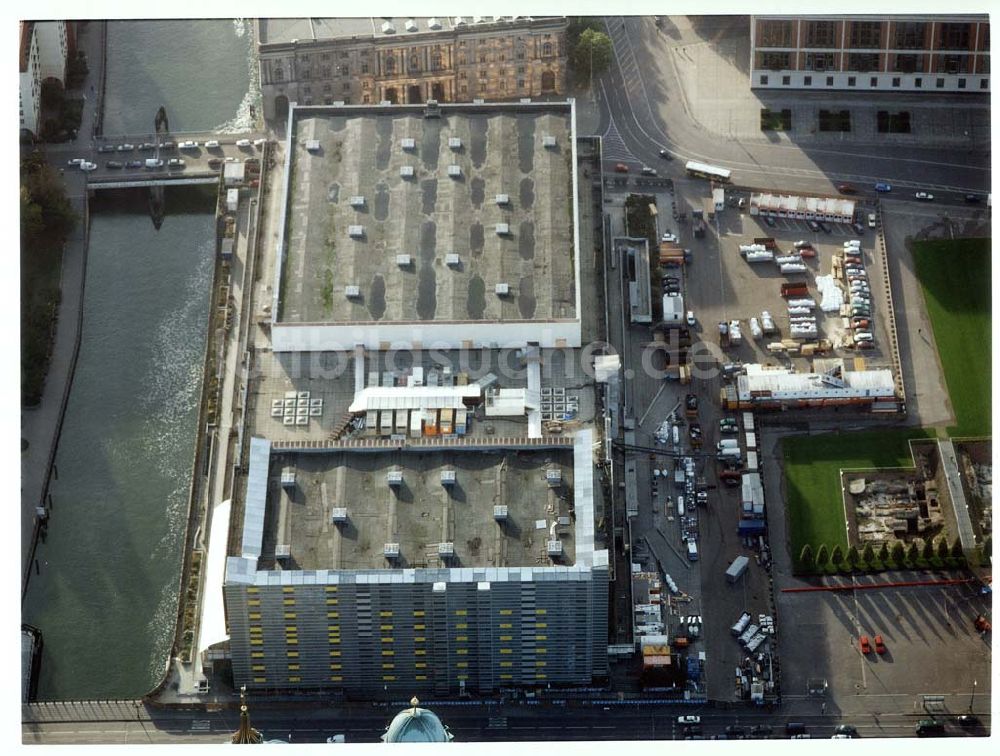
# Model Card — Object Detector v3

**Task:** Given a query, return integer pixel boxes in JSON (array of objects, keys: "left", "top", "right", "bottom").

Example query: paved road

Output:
[{"left": 593, "top": 16, "right": 989, "bottom": 201}]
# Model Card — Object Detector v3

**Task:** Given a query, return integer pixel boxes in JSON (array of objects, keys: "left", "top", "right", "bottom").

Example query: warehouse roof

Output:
[{"left": 739, "top": 365, "right": 894, "bottom": 396}]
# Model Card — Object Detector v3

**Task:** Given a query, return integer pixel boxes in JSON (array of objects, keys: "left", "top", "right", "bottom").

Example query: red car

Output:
[
  {"left": 838, "top": 183, "right": 858, "bottom": 194},
  {"left": 859, "top": 635, "right": 872, "bottom": 654},
  {"left": 874, "top": 635, "right": 887, "bottom": 654},
  {"left": 799, "top": 247, "right": 817, "bottom": 259},
  {"left": 614, "top": 163, "right": 629, "bottom": 173}
]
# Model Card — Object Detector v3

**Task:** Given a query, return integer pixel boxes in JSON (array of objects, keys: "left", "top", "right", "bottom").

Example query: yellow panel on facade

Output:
[
  {"left": 382, "top": 663, "right": 395, "bottom": 669},
  {"left": 331, "top": 675, "right": 343, "bottom": 682},
  {"left": 328, "top": 624, "right": 340, "bottom": 631},
  {"left": 414, "top": 649, "right": 426, "bottom": 656},
  {"left": 286, "top": 651, "right": 299, "bottom": 658},
  {"left": 330, "top": 663, "right": 342, "bottom": 670},
  {"left": 456, "top": 649, "right": 467, "bottom": 655},
  {"left": 251, "top": 652, "right": 264, "bottom": 659},
  {"left": 455, "top": 623, "right": 467, "bottom": 629},
  {"left": 499, "top": 623, "right": 512, "bottom": 629},
  {"left": 537, "top": 648, "right": 548, "bottom": 654},
  {"left": 252, "top": 664, "right": 265, "bottom": 672},
  {"left": 500, "top": 661, "right": 513, "bottom": 668},
  {"left": 499, "top": 635, "right": 512, "bottom": 641},
  {"left": 253, "top": 677, "right": 266, "bottom": 683},
  {"left": 248, "top": 613, "right": 261, "bottom": 620},
  {"left": 282, "top": 598, "right": 295, "bottom": 606},
  {"left": 415, "top": 662, "right": 426, "bottom": 669},
  {"left": 381, "top": 637, "right": 394, "bottom": 643},
  {"left": 456, "top": 662, "right": 468, "bottom": 668},
  {"left": 328, "top": 637, "right": 340, "bottom": 644},
  {"left": 455, "top": 635, "right": 468, "bottom": 642},
  {"left": 286, "top": 639, "right": 298, "bottom": 645},
  {"left": 282, "top": 587, "right": 295, "bottom": 593},
  {"left": 325, "top": 586, "right": 338, "bottom": 592},
  {"left": 414, "top": 624, "right": 425, "bottom": 631},
  {"left": 250, "top": 639, "right": 263, "bottom": 646},
  {"left": 535, "top": 635, "right": 547, "bottom": 641},
  {"left": 457, "top": 675, "right": 468, "bottom": 681},
  {"left": 382, "top": 675, "right": 396, "bottom": 681},
  {"left": 413, "top": 610, "right": 425, "bottom": 617},
  {"left": 536, "top": 661, "right": 546, "bottom": 667},
  {"left": 415, "top": 675, "right": 427, "bottom": 681},
  {"left": 380, "top": 624, "right": 393, "bottom": 631},
  {"left": 327, "top": 611, "right": 339, "bottom": 618},
  {"left": 414, "top": 636, "right": 425, "bottom": 642},
  {"left": 284, "top": 613, "right": 297, "bottom": 620},
  {"left": 379, "top": 611, "right": 393, "bottom": 617},
  {"left": 382, "top": 650, "right": 395, "bottom": 656},
  {"left": 500, "top": 674, "right": 513, "bottom": 680},
  {"left": 535, "top": 673, "right": 547, "bottom": 679},
  {"left": 536, "top": 622, "right": 547, "bottom": 628},
  {"left": 247, "top": 587, "right": 259, "bottom": 594},
  {"left": 326, "top": 598, "right": 338, "bottom": 605},
  {"left": 499, "top": 609, "right": 513, "bottom": 615},
  {"left": 536, "top": 609, "right": 546, "bottom": 614},
  {"left": 499, "top": 648, "right": 512, "bottom": 654},
  {"left": 288, "top": 664, "right": 300, "bottom": 671},
  {"left": 455, "top": 610, "right": 467, "bottom": 616},
  {"left": 330, "top": 650, "right": 341, "bottom": 657},
  {"left": 249, "top": 627, "right": 262, "bottom": 634},
  {"left": 247, "top": 599, "right": 261, "bottom": 607}
]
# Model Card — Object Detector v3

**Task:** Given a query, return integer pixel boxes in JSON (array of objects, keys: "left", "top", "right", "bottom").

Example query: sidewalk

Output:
[{"left": 21, "top": 20, "right": 107, "bottom": 589}]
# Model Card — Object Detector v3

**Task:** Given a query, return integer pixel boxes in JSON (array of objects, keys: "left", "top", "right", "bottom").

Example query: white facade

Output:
[
  {"left": 749, "top": 193, "right": 855, "bottom": 223},
  {"left": 736, "top": 364, "right": 895, "bottom": 402},
  {"left": 34, "top": 21, "right": 68, "bottom": 83},
  {"left": 19, "top": 25, "right": 41, "bottom": 134},
  {"left": 754, "top": 70, "right": 989, "bottom": 93}
]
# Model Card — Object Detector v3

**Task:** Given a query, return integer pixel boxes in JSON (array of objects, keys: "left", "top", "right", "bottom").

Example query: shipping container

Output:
[
  {"left": 423, "top": 408, "right": 439, "bottom": 436},
  {"left": 395, "top": 410, "right": 408, "bottom": 435},
  {"left": 731, "top": 612, "right": 752, "bottom": 635},
  {"left": 440, "top": 408, "right": 454, "bottom": 435},
  {"left": 365, "top": 410, "right": 378, "bottom": 437},
  {"left": 379, "top": 411, "right": 393, "bottom": 436},
  {"left": 455, "top": 408, "right": 468, "bottom": 435},
  {"left": 726, "top": 555, "right": 750, "bottom": 583},
  {"left": 409, "top": 410, "right": 423, "bottom": 438}
]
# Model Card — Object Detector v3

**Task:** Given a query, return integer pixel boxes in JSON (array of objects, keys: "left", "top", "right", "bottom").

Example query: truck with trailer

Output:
[
  {"left": 731, "top": 612, "right": 752, "bottom": 636},
  {"left": 691, "top": 207, "right": 706, "bottom": 238},
  {"left": 753, "top": 237, "right": 778, "bottom": 250},
  {"left": 702, "top": 197, "right": 715, "bottom": 221},
  {"left": 781, "top": 282, "right": 809, "bottom": 298},
  {"left": 726, "top": 555, "right": 750, "bottom": 583}
]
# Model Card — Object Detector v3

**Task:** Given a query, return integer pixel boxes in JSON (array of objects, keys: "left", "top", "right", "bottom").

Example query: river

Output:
[{"left": 22, "top": 19, "right": 257, "bottom": 700}]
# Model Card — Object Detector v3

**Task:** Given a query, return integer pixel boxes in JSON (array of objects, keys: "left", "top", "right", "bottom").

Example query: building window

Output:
[
  {"left": 517, "top": 79, "right": 525, "bottom": 89},
  {"left": 936, "top": 77, "right": 945, "bottom": 88},
  {"left": 542, "top": 42, "right": 552, "bottom": 57},
  {"left": 479, "top": 83, "right": 487, "bottom": 92},
  {"left": 459, "top": 71, "right": 467, "bottom": 80},
  {"left": 343, "top": 82, "right": 350, "bottom": 91},
  {"left": 981, "top": 78, "right": 989, "bottom": 89},
  {"left": 479, "top": 54, "right": 487, "bottom": 63},
  {"left": 500, "top": 80, "right": 506, "bottom": 90},
  {"left": 758, "top": 19, "right": 794, "bottom": 47},
  {"left": 941, "top": 54, "right": 969, "bottom": 74},
  {"left": 274, "top": 68, "right": 284, "bottom": 82},
  {"left": 759, "top": 51, "right": 791, "bottom": 70},
  {"left": 958, "top": 78, "right": 967, "bottom": 89},
  {"left": 805, "top": 52, "right": 836, "bottom": 71},
  {"left": 782, "top": 75, "right": 790, "bottom": 85},
  {"left": 432, "top": 53, "right": 442, "bottom": 70},
  {"left": 914, "top": 77, "right": 922, "bottom": 88},
  {"left": 460, "top": 85, "right": 467, "bottom": 93},
  {"left": 479, "top": 70, "right": 487, "bottom": 79},
  {"left": 517, "top": 66, "right": 525, "bottom": 74},
  {"left": 409, "top": 55, "right": 420, "bottom": 72},
  {"left": 849, "top": 21, "right": 882, "bottom": 49},
  {"left": 826, "top": 75, "right": 834, "bottom": 86},
  {"left": 320, "top": 53, "right": 330, "bottom": 62},
  {"left": 983, "top": 25, "right": 990, "bottom": 51},
  {"left": 805, "top": 20, "right": 836, "bottom": 48},
  {"left": 939, "top": 22, "right": 972, "bottom": 50},
  {"left": 847, "top": 53, "right": 879, "bottom": 72},
  {"left": 892, "top": 77, "right": 900, "bottom": 87},
  {"left": 385, "top": 56, "right": 395, "bottom": 73},
  {"left": 516, "top": 50, "right": 525, "bottom": 60},
  {"left": 362, "top": 80, "right": 370, "bottom": 89},
  {"left": 760, "top": 74, "right": 769, "bottom": 85},
  {"left": 893, "top": 54, "right": 923, "bottom": 73},
  {"left": 847, "top": 76, "right": 856, "bottom": 86},
  {"left": 803, "top": 75, "right": 812, "bottom": 85},
  {"left": 870, "top": 76, "right": 878, "bottom": 87},
  {"left": 499, "top": 53, "right": 505, "bottom": 61},
  {"left": 361, "top": 62, "right": 369, "bottom": 74},
  {"left": 340, "top": 65, "right": 349, "bottom": 76}
]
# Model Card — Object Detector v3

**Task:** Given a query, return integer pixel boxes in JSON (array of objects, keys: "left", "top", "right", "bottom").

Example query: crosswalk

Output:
[{"left": 599, "top": 118, "right": 634, "bottom": 162}]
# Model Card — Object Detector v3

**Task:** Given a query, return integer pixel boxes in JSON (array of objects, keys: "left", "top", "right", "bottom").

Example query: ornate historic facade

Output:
[{"left": 256, "top": 17, "right": 568, "bottom": 120}]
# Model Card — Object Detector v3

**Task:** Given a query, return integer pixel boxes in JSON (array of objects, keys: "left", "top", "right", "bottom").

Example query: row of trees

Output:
[
  {"left": 567, "top": 18, "right": 612, "bottom": 86},
  {"left": 798, "top": 535, "right": 988, "bottom": 573}
]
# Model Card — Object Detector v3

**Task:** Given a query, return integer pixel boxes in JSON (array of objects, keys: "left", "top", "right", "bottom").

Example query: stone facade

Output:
[{"left": 257, "top": 17, "right": 568, "bottom": 121}]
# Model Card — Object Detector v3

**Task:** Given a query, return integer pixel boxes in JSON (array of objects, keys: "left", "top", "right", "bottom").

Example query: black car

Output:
[
  {"left": 807, "top": 220, "right": 821, "bottom": 232},
  {"left": 726, "top": 725, "right": 746, "bottom": 739},
  {"left": 750, "top": 725, "right": 772, "bottom": 737},
  {"left": 957, "top": 715, "right": 979, "bottom": 728},
  {"left": 685, "top": 393, "right": 698, "bottom": 412},
  {"left": 763, "top": 215, "right": 776, "bottom": 228},
  {"left": 851, "top": 223, "right": 865, "bottom": 235},
  {"left": 664, "top": 284, "right": 681, "bottom": 294},
  {"left": 663, "top": 276, "right": 680, "bottom": 286},
  {"left": 139, "top": 142, "right": 157, "bottom": 151},
  {"left": 160, "top": 141, "right": 176, "bottom": 149},
  {"left": 126, "top": 160, "right": 143, "bottom": 169},
  {"left": 964, "top": 194, "right": 982, "bottom": 203},
  {"left": 97, "top": 144, "right": 116, "bottom": 153},
  {"left": 105, "top": 160, "right": 123, "bottom": 169},
  {"left": 658, "top": 149, "right": 673, "bottom": 160},
  {"left": 818, "top": 220, "right": 832, "bottom": 233},
  {"left": 835, "top": 724, "right": 858, "bottom": 736}
]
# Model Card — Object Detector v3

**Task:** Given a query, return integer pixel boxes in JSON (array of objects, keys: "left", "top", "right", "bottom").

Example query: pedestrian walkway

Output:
[{"left": 938, "top": 439, "right": 976, "bottom": 555}]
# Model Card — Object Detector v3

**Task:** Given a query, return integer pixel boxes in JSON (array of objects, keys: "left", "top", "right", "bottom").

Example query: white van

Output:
[
  {"left": 687, "top": 541, "right": 699, "bottom": 561},
  {"left": 677, "top": 496, "right": 685, "bottom": 516},
  {"left": 204, "top": 139, "right": 221, "bottom": 148}
]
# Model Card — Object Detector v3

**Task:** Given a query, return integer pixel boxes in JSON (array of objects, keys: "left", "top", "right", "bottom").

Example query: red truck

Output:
[
  {"left": 781, "top": 282, "right": 809, "bottom": 298},
  {"left": 753, "top": 237, "right": 778, "bottom": 250}
]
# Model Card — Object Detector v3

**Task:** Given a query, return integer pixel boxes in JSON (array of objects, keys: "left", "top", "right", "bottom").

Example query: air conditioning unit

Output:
[
  {"left": 493, "top": 505, "right": 509, "bottom": 521},
  {"left": 445, "top": 253, "right": 460, "bottom": 267},
  {"left": 495, "top": 223, "right": 510, "bottom": 235},
  {"left": 349, "top": 195, "right": 365, "bottom": 208},
  {"left": 281, "top": 466, "right": 296, "bottom": 487},
  {"left": 405, "top": 19, "right": 417, "bottom": 32},
  {"left": 542, "top": 135, "right": 557, "bottom": 148},
  {"left": 275, "top": 544, "right": 291, "bottom": 559},
  {"left": 547, "top": 540, "right": 563, "bottom": 556},
  {"left": 400, "top": 137, "right": 416, "bottom": 150},
  {"left": 448, "top": 137, "right": 462, "bottom": 150},
  {"left": 495, "top": 193, "right": 510, "bottom": 205},
  {"left": 427, "top": 17, "right": 442, "bottom": 30},
  {"left": 400, "top": 165, "right": 415, "bottom": 178},
  {"left": 387, "top": 469, "right": 403, "bottom": 486},
  {"left": 380, "top": 21, "right": 395, "bottom": 34},
  {"left": 447, "top": 164, "right": 461, "bottom": 177},
  {"left": 384, "top": 543, "right": 400, "bottom": 558},
  {"left": 330, "top": 507, "right": 348, "bottom": 523},
  {"left": 345, "top": 285, "right": 361, "bottom": 298},
  {"left": 348, "top": 225, "right": 364, "bottom": 237},
  {"left": 438, "top": 542, "right": 455, "bottom": 557},
  {"left": 495, "top": 283, "right": 510, "bottom": 296},
  {"left": 396, "top": 254, "right": 412, "bottom": 267},
  {"left": 440, "top": 469, "right": 457, "bottom": 485}
]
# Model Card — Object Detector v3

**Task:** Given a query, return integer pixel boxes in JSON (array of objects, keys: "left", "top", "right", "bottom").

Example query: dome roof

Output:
[{"left": 382, "top": 697, "right": 454, "bottom": 743}]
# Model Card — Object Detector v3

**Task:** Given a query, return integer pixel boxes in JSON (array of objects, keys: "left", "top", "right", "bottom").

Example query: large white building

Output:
[{"left": 19, "top": 21, "right": 71, "bottom": 136}]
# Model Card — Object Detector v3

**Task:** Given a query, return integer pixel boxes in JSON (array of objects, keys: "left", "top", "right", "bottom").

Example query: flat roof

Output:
[
  {"left": 259, "top": 16, "right": 562, "bottom": 46},
  {"left": 256, "top": 449, "right": 576, "bottom": 571},
  {"left": 276, "top": 103, "right": 577, "bottom": 328}
]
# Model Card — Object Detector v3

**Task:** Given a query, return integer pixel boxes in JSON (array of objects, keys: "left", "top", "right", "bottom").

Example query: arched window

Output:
[
  {"left": 432, "top": 53, "right": 442, "bottom": 70},
  {"left": 542, "top": 42, "right": 552, "bottom": 57},
  {"left": 409, "top": 54, "right": 420, "bottom": 72},
  {"left": 541, "top": 70, "right": 556, "bottom": 91},
  {"left": 385, "top": 56, "right": 396, "bottom": 73}
]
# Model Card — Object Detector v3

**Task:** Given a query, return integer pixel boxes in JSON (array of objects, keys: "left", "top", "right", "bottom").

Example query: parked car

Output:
[
  {"left": 179, "top": 140, "right": 199, "bottom": 150},
  {"left": 139, "top": 142, "right": 157, "bottom": 151},
  {"left": 915, "top": 191, "right": 934, "bottom": 201},
  {"left": 126, "top": 160, "right": 143, "bottom": 169},
  {"left": 958, "top": 715, "right": 980, "bottom": 728},
  {"left": 96, "top": 145, "right": 116, "bottom": 153},
  {"left": 793, "top": 240, "right": 812, "bottom": 249},
  {"left": 868, "top": 212, "right": 877, "bottom": 228},
  {"left": 236, "top": 138, "right": 252, "bottom": 148},
  {"left": 168, "top": 158, "right": 185, "bottom": 167},
  {"left": 726, "top": 725, "right": 746, "bottom": 739},
  {"left": 79, "top": 161, "right": 98, "bottom": 171},
  {"left": 614, "top": 162, "right": 629, "bottom": 173},
  {"left": 859, "top": 635, "right": 872, "bottom": 654},
  {"left": 818, "top": 220, "right": 832, "bottom": 234},
  {"left": 116, "top": 143, "right": 135, "bottom": 151},
  {"left": 837, "top": 183, "right": 857, "bottom": 194},
  {"left": 641, "top": 166, "right": 658, "bottom": 176},
  {"left": 253, "top": 138, "right": 267, "bottom": 148},
  {"left": 677, "top": 715, "right": 701, "bottom": 725},
  {"left": 763, "top": 215, "right": 776, "bottom": 228},
  {"left": 874, "top": 182, "right": 892, "bottom": 192},
  {"left": 67, "top": 158, "right": 86, "bottom": 166},
  {"left": 852, "top": 223, "right": 866, "bottom": 235},
  {"left": 208, "top": 157, "right": 223, "bottom": 168},
  {"left": 106, "top": 160, "right": 123, "bottom": 169},
  {"left": 658, "top": 148, "right": 673, "bottom": 160},
  {"left": 836, "top": 724, "right": 858, "bottom": 736},
  {"left": 964, "top": 193, "right": 982, "bottom": 203},
  {"left": 686, "top": 310, "right": 696, "bottom": 326},
  {"left": 160, "top": 140, "right": 176, "bottom": 149},
  {"left": 873, "top": 634, "right": 886, "bottom": 654},
  {"left": 204, "top": 139, "right": 221, "bottom": 148},
  {"left": 807, "top": 220, "right": 821, "bottom": 232}
]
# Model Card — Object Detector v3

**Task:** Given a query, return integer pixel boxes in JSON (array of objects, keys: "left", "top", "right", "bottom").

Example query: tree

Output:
[
  {"left": 846, "top": 545, "right": 861, "bottom": 570},
  {"left": 815, "top": 544, "right": 829, "bottom": 569},
  {"left": 877, "top": 542, "right": 890, "bottom": 563},
  {"left": 890, "top": 541, "right": 905, "bottom": 565},
  {"left": 862, "top": 543, "right": 876, "bottom": 566},
  {"left": 573, "top": 28, "right": 613, "bottom": 85},
  {"left": 799, "top": 544, "right": 815, "bottom": 571},
  {"left": 905, "top": 541, "right": 920, "bottom": 565},
  {"left": 951, "top": 537, "right": 965, "bottom": 559},
  {"left": 937, "top": 537, "right": 951, "bottom": 562},
  {"left": 830, "top": 545, "right": 844, "bottom": 568},
  {"left": 920, "top": 538, "right": 934, "bottom": 561}
]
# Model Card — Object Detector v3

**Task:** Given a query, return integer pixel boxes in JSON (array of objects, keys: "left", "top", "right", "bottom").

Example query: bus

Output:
[{"left": 685, "top": 160, "right": 732, "bottom": 183}]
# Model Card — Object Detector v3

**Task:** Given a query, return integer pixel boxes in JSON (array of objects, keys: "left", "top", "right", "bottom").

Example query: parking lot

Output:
[{"left": 775, "top": 575, "right": 991, "bottom": 724}]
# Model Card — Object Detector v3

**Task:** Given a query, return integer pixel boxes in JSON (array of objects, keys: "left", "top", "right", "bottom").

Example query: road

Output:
[{"left": 595, "top": 16, "right": 989, "bottom": 202}]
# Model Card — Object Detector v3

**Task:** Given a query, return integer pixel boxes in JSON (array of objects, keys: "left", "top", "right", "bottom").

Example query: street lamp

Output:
[{"left": 968, "top": 679, "right": 977, "bottom": 714}]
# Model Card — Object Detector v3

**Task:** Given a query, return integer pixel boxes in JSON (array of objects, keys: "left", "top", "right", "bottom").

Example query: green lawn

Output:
[
  {"left": 911, "top": 238, "right": 992, "bottom": 437},
  {"left": 784, "top": 428, "right": 934, "bottom": 571}
]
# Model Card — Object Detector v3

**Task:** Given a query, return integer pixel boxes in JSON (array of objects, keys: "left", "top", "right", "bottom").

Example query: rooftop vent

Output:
[
  {"left": 380, "top": 21, "right": 395, "bottom": 34},
  {"left": 345, "top": 285, "right": 361, "bottom": 298},
  {"left": 400, "top": 165, "right": 415, "bottom": 178},
  {"left": 349, "top": 195, "right": 365, "bottom": 208},
  {"left": 495, "top": 283, "right": 510, "bottom": 296},
  {"left": 305, "top": 139, "right": 320, "bottom": 152},
  {"left": 448, "top": 137, "right": 462, "bottom": 150},
  {"left": 405, "top": 19, "right": 418, "bottom": 32},
  {"left": 440, "top": 469, "right": 457, "bottom": 486},
  {"left": 495, "top": 193, "right": 510, "bottom": 205},
  {"left": 454, "top": 16, "right": 466, "bottom": 26},
  {"left": 348, "top": 225, "right": 364, "bottom": 238},
  {"left": 387, "top": 468, "right": 403, "bottom": 486},
  {"left": 447, "top": 164, "right": 461, "bottom": 178},
  {"left": 520, "top": 97, "right": 532, "bottom": 104},
  {"left": 495, "top": 223, "right": 510, "bottom": 235},
  {"left": 400, "top": 137, "right": 416, "bottom": 150},
  {"left": 542, "top": 135, "right": 557, "bottom": 148},
  {"left": 424, "top": 100, "right": 441, "bottom": 118},
  {"left": 333, "top": 100, "right": 345, "bottom": 107},
  {"left": 546, "top": 540, "right": 564, "bottom": 556},
  {"left": 546, "top": 467, "right": 563, "bottom": 486},
  {"left": 396, "top": 254, "right": 412, "bottom": 267},
  {"left": 438, "top": 542, "right": 455, "bottom": 557},
  {"left": 493, "top": 505, "right": 509, "bottom": 521},
  {"left": 427, "top": 17, "right": 442, "bottom": 30},
  {"left": 445, "top": 253, "right": 461, "bottom": 267},
  {"left": 275, "top": 544, "right": 291, "bottom": 560},
  {"left": 330, "top": 507, "right": 348, "bottom": 523},
  {"left": 384, "top": 542, "right": 400, "bottom": 558},
  {"left": 280, "top": 466, "right": 296, "bottom": 487}
]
